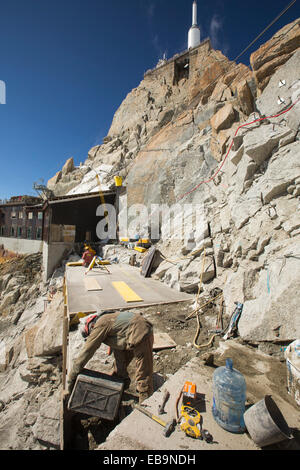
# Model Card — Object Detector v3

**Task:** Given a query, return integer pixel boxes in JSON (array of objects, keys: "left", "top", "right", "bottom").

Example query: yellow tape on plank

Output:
[{"left": 112, "top": 281, "right": 143, "bottom": 303}]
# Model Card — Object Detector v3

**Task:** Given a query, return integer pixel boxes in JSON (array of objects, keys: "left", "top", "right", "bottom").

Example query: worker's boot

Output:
[
  {"left": 137, "top": 378, "right": 153, "bottom": 404},
  {"left": 123, "top": 377, "right": 131, "bottom": 390}
]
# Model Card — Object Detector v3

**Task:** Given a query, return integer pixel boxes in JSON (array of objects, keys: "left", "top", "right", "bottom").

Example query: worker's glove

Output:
[{"left": 81, "top": 314, "right": 100, "bottom": 339}]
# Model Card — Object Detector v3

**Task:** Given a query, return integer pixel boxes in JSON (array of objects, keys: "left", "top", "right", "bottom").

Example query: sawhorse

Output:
[{"left": 85, "top": 256, "right": 111, "bottom": 275}]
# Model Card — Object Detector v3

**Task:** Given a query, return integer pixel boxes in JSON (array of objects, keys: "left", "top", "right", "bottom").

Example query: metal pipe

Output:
[{"left": 192, "top": 1, "right": 197, "bottom": 25}]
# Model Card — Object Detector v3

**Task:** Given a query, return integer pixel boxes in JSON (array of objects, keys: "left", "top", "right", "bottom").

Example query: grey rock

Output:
[
  {"left": 279, "top": 129, "right": 297, "bottom": 148},
  {"left": 163, "top": 266, "right": 180, "bottom": 290},
  {"left": 243, "top": 124, "right": 291, "bottom": 165},
  {"left": 293, "top": 186, "right": 300, "bottom": 197},
  {"left": 179, "top": 255, "right": 215, "bottom": 292},
  {"left": 32, "top": 391, "right": 60, "bottom": 448},
  {"left": 239, "top": 247, "right": 300, "bottom": 342},
  {"left": 230, "top": 145, "right": 244, "bottom": 166},
  {"left": 261, "top": 141, "right": 300, "bottom": 204},
  {"left": 282, "top": 213, "right": 300, "bottom": 234},
  {"left": 287, "top": 184, "right": 296, "bottom": 194},
  {"left": 0, "top": 369, "right": 28, "bottom": 403},
  {"left": 256, "top": 49, "right": 300, "bottom": 119},
  {"left": 0, "top": 274, "right": 13, "bottom": 293},
  {"left": 30, "top": 293, "right": 64, "bottom": 357},
  {"left": 0, "top": 289, "right": 20, "bottom": 314},
  {"left": 62, "top": 157, "right": 75, "bottom": 176},
  {"left": 229, "top": 194, "right": 262, "bottom": 230}
]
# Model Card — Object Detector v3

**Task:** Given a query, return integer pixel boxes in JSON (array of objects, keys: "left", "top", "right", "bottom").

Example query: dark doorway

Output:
[
  {"left": 50, "top": 193, "right": 116, "bottom": 243},
  {"left": 174, "top": 56, "right": 189, "bottom": 85}
]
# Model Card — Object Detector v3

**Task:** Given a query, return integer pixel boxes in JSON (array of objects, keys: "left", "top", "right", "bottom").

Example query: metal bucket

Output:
[{"left": 244, "top": 395, "right": 292, "bottom": 447}]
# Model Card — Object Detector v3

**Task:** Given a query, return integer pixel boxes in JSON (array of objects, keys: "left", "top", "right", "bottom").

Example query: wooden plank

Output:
[
  {"left": 62, "top": 276, "right": 69, "bottom": 391},
  {"left": 112, "top": 281, "right": 143, "bottom": 303},
  {"left": 62, "top": 311, "right": 68, "bottom": 390},
  {"left": 84, "top": 278, "right": 103, "bottom": 291},
  {"left": 153, "top": 332, "right": 177, "bottom": 351},
  {"left": 68, "top": 299, "right": 191, "bottom": 316},
  {"left": 61, "top": 275, "right": 69, "bottom": 449},
  {"left": 141, "top": 246, "right": 156, "bottom": 277}
]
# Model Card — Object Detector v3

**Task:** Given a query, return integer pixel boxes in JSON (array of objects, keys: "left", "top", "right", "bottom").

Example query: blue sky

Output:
[{"left": 0, "top": 0, "right": 299, "bottom": 200}]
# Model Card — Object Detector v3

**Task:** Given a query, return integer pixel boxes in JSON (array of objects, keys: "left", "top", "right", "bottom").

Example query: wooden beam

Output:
[
  {"left": 60, "top": 274, "right": 70, "bottom": 450},
  {"left": 84, "top": 277, "right": 103, "bottom": 291}
]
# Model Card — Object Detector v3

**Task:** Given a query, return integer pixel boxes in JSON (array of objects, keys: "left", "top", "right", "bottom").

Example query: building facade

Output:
[
  {"left": 0, "top": 196, "right": 44, "bottom": 255},
  {"left": 0, "top": 190, "right": 117, "bottom": 279}
]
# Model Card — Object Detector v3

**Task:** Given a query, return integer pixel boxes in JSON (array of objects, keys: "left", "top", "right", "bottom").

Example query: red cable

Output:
[{"left": 178, "top": 98, "right": 300, "bottom": 201}]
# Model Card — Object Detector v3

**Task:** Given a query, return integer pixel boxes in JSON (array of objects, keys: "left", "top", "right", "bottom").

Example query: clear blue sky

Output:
[{"left": 0, "top": 0, "right": 299, "bottom": 200}]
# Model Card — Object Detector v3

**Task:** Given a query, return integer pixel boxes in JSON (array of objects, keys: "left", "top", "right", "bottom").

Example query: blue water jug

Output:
[{"left": 212, "top": 358, "right": 246, "bottom": 434}]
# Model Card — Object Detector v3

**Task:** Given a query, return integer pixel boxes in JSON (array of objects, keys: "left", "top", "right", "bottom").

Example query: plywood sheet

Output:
[
  {"left": 141, "top": 246, "right": 156, "bottom": 278},
  {"left": 153, "top": 332, "right": 177, "bottom": 351},
  {"left": 84, "top": 278, "right": 103, "bottom": 291},
  {"left": 66, "top": 264, "right": 193, "bottom": 315},
  {"left": 112, "top": 281, "right": 143, "bottom": 303}
]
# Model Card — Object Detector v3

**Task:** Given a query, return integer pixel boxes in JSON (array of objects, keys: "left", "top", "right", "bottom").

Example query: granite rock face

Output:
[
  {"left": 0, "top": 258, "right": 64, "bottom": 450},
  {"left": 47, "top": 21, "right": 300, "bottom": 345},
  {"left": 250, "top": 18, "right": 300, "bottom": 93}
]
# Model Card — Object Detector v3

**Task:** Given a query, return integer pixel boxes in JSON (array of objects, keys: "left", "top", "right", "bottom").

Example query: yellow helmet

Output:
[{"left": 84, "top": 244, "right": 96, "bottom": 255}]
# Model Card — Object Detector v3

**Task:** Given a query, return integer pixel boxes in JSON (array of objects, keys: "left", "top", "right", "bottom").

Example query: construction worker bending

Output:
[{"left": 67, "top": 310, "right": 154, "bottom": 404}]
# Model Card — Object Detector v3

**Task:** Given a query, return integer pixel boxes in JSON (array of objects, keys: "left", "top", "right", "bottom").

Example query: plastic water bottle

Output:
[
  {"left": 212, "top": 358, "right": 246, "bottom": 434},
  {"left": 284, "top": 340, "right": 300, "bottom": 406}
]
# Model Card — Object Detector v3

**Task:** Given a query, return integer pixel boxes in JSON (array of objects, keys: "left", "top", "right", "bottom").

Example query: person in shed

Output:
[
  {"left": 67, "top": 310, "right": 154, "bottom": 404},
  {"left": 81, "top": 244, "right": 96, "bottom": 268}
]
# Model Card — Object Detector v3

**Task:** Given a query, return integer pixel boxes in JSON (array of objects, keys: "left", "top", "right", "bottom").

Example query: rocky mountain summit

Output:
[{"left": 48, "top": 19, "right": 300, "bottom": 346}]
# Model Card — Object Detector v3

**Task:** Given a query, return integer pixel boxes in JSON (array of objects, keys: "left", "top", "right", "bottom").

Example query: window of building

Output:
[
  {"left": 17, "top": 227, "right": 22, "bottom": 238},
  {"left": 38, "top": 212, "right": 43, "bottom": 220},
  {"left": 11, "top": 211, "right": 17, "bottom": 219},
  {"left": 27, "top": 227, "right": 32, "bottom": 239},
  {"left": 18, "top": 212, "right": 23, "bottom": 219},
  {"left": 10, "top": 227, "right": 15, "bottom": 237},
  {"left": 36, "top": 227, "right": 42, "bottom": 240},
  {"left": 28, "top": 212, "right": 33, "bottom": 220},
  {"left": 0, "top": 226, "right": 5, "bottom": 236}
]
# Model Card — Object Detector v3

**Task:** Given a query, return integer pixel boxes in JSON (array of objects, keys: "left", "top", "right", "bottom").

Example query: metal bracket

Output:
[{"left": 277, "top": 96, "right": 286, "bottom": 105}]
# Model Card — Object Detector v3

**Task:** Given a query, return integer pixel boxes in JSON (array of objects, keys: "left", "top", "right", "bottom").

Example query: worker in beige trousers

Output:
[{"left": 67, "top": 310, "right": 154, "bottom": 404}]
